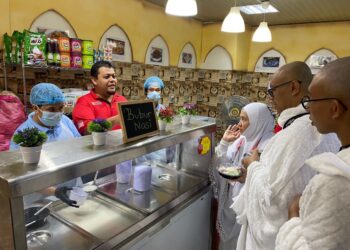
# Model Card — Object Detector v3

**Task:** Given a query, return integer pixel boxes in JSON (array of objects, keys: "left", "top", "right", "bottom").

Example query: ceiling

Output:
[{"left": 144, "top": 0, "right": 350, "bottom": 26}]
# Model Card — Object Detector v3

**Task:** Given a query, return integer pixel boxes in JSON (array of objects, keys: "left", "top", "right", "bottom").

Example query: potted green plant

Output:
[
  {"left": 13, "top": 127, "right": 48, "bottom": 164},
  {"left": 87, "top": 118, "right": 112, "bottom": 145},
  {"left": 157, "top": 106, "right": 175, "bottom": 130},
  {"left": 178, "top": 103, "right": 197, "bottom": 125}
]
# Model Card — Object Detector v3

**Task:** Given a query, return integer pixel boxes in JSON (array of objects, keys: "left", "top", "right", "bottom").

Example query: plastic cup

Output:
[
  {"left": 116, "top": 160, "right": 132, "bottom": 184},
  {"left": 69, "top": 187, "right": 88, "bottom": 206}
]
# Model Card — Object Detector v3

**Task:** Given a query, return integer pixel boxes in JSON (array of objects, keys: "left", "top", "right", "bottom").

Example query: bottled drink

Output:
[
  {"left": 46, "top": 38, "right": 54, "bottom": 66},
  {"left": 52, "top": 39, "right": 61, "bottom": 67}
]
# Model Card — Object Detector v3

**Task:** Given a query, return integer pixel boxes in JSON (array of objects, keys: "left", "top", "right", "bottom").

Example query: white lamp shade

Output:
[
  {"left": 165, "top": 0, "right": 198, "bottom": 17},
  {"left": 252, "top": 22, "right": 272, "bottom": 42},
  {"left": 221, "top": 7, "right": 245, "bottom": 33}
]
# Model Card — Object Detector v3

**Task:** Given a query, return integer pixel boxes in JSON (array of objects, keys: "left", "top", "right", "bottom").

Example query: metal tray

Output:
[
  {"left": 98, "top": 165, "right": 205, "bottom": 214},
  {"left": 151, "top": 165, "right": 205, "bottom": 194},
  {"left": 51, "top": 193, "right": 145, "bottom": 241},
  {"left": 98, "top": 181, "right": 174, "bottom": 214}
]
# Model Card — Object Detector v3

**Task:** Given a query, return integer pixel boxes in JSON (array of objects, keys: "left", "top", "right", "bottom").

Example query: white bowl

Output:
[{"left": 69, "top": 187, "right": 88, "bottom": 206}]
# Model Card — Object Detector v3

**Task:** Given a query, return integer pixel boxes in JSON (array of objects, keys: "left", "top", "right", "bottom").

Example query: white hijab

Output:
[
  {"left": 241, "top": 102, "right": 275, "bottom": 153},
  {"left": 227, "top": 102, "right": 275, "bottom": 166}
]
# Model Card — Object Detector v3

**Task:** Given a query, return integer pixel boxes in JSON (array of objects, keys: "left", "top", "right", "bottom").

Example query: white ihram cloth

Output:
[
  {"left": 212, "top": 103, "right": 275, "bottom": 250},
  {"left": 231, "top": 104, "right": 340, "bottom": 250},
  {"left": 276, "top": 148, "right": 350, "bottom": 250}
]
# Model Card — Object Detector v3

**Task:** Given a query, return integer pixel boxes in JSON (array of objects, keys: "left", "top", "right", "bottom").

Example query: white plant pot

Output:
[
  {"left": 20, "top": 145, "right": 42, "bottom": 164},
  {"left": 181, "top": 115, "right": 191, "bottom": 125},
  {"left": 92, "top": 132, "right": 107, "bottom": 146},
  {"left": 158, "top": 120, "right": 167, "bottom": 130}
]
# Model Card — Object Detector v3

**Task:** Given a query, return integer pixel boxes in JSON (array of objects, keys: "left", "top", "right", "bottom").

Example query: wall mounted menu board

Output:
[{"left": 118, "top": 100, "right": 159, "bottom": 143}]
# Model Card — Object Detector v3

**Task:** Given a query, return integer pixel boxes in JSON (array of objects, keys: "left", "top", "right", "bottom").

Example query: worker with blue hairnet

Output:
[
  {"left": 10, "top": 83, "right": 80, "bottom": 146},
  {"left": 144, "top": 76, "right": 165, "bottom": 110},
  {"left": 10, "top": 83, "right": 82, "bottom": 208},
  {"left": 134, "top": 76, "right": 174, "bottom": 164}
]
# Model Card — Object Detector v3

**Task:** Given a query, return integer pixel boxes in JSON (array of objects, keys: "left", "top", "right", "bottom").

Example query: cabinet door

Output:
[{"left": 129, "top": 190, "right": 212, "bottom": 250}]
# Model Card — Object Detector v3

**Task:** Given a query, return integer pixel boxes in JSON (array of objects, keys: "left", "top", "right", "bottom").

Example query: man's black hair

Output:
[{"left": 90, "top": 61, "right": 113, "bottom": 78}]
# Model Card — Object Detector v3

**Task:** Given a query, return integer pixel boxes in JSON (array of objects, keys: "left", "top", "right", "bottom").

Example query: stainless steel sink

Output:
[{"left": 51, "top": 193, "right": 145, "bottom": 241}]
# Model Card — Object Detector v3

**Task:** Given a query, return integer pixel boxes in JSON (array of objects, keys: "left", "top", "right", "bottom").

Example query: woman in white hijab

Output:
[{"left": 211, "top": 102, "right": 275, "bottom": 250}]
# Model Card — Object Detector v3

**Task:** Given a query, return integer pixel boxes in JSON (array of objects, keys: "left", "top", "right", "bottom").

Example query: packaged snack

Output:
[
  {"left": 82, "top": 40, "right": 93, "bottom": 55},
  {"left": 103, "top": 46, "right": 112, "bottom": 61},
  {"left": 3, "top": 33, "right": 13, "bottom": 64},
  {"left": 58, "top": 37, "right": 70, "bottom": 52},
  {"left": 23, "top": 30, "right": 46, "bottom": 66},
  {"left": 70, "top": 38, "right": 82, "bottom": 53},
  {"left": 71, "top": 53, "right": 82, "bottom": 68},
  {"left": 60, "top": 53, "right": 71, "bottom": 68},
  {"left": 12, "top": 31, "right": 24, "bottom": 64},
  {"left": 82, "top": 55, "right": 94, "bottom": 69}
]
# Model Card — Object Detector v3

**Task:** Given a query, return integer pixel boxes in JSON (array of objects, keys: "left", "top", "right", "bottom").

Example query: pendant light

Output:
[
  {"left": 165, "top": 0, "right": 198, "bottom": 17},
  {"left": 252, "top": 1, "right": 272, "bottom": 42},
  {"left": 221, "top": 1, "right": 245, "bottom": 33}
]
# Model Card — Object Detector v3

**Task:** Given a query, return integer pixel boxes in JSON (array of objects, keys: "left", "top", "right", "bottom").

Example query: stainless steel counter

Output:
[
  {"left": 0, "top": 119, "right": 216, "bottom": 250},
  {"left": 0, "top": 120, "right": 216, "bottom": 198}
]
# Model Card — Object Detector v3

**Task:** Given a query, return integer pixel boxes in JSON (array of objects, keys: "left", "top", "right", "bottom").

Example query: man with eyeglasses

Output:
[
  {"left": 231, "top": 61, "right": 340, "bottom": 250},
  {"left": 276, "top": 57, "right": 350, "bottom": 249}
]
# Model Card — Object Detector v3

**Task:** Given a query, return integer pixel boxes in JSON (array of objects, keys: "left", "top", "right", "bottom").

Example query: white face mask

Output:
[
  {"left": 39, "top": 111, "right": 63, "bottom": 127},
  {"left": 147, "top": 91, "right": 161, "bottom": 102}
]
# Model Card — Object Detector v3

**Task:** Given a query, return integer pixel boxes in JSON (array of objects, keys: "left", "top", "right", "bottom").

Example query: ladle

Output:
[{"left": 33, "top": 201, "right": 53, "bottom": 216}]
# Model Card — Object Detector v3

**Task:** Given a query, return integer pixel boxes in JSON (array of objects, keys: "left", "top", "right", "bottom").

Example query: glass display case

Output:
[{"left": 0, "top": 117, "right": 216, "bottom": 250}]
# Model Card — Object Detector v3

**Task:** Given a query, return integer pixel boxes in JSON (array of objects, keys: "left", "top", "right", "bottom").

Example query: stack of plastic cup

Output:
[
  {"left": 133, "top": 165, "right": 152, "bottom": 192},
  {"left": 115, "top": 160, "right": 132, "bottom": 183}
]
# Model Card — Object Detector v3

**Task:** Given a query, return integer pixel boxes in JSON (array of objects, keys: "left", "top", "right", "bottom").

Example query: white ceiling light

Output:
[
  {"left": 252, "top": 22, "right": 272, "bottom": 42},
  {"left": 165, "top": 0, "right": 198, "bottom": 17},
  {"left": 221, "top": 7, "right": 245, "bottom": 33},
  {"left": 252, "top": 1, "right": 272, "bottom": 42}
]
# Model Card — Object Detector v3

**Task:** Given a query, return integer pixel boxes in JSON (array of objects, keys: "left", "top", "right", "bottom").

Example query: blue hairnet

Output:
[
  {"left": 30, "top": 83, "right": 65, "bottom": 105},
  {"left": 144, "top": 76, "right": 164, "bottom": 90}
]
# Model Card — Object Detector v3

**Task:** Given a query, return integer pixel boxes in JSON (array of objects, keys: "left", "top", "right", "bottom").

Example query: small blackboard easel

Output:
[{"left": 118, "top": 100, "right": 159, "bottom": 143}]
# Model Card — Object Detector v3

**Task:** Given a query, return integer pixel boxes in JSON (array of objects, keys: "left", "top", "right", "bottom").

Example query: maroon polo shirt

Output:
[{"left": 72, "top": 90, "right": 127, "bottom": 135}]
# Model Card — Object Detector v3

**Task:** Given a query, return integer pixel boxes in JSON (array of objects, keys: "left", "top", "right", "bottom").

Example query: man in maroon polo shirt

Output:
[{"left": 73, "top": 61, "right": 127, "bottom": 135}]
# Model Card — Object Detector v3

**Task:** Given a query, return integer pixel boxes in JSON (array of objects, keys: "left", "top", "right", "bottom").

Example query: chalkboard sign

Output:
[{"left": 118, "top": 100, "right": 159, "bottom": 143}]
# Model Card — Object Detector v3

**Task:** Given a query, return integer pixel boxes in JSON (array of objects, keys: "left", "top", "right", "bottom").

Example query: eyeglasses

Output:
[
  {"left": 267, "top": 80, "right": 301, "bottom": 97},
  {"left": 301, "top": 95, "right": 348, "bottom": 111}
]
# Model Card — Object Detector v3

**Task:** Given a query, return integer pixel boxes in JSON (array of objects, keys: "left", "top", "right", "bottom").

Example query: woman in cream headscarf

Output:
[{"left": 211, "top": 102, "right": 275, "bottom": 250}]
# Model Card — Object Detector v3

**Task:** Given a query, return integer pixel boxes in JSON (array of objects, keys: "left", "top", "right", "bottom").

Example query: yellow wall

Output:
[
  {"left": 201, "top": 23, "right": 252, "bottom": 71},
  {"left": 248, "top": 22, "right": 350, "bottom": 71},
  {"left": 2, "top": 0, "right": 350, "bottom": 71},
  {"left": 0, "top": 0, "right": 10, "bottom": 35},
  {"left": 2, "top": 0, "right": 203, "bottom": 66}
]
